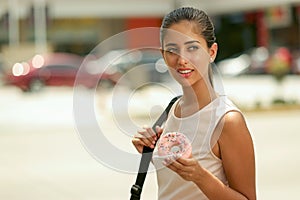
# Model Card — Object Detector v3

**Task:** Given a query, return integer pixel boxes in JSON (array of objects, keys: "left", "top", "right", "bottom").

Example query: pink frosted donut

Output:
[{"left": 157, "top": 132, "right": 192, "bottom": 159}]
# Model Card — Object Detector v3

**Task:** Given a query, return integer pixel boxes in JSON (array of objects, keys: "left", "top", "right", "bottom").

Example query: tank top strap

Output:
[
  {"left": 199, "top": 95, "right": 241, "bottom": 156},
  {"left": 168, "top": 96, "right": 181, "bottom": 116}
]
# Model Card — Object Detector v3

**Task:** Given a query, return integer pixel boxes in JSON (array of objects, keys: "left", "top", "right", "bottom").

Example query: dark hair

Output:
[
  {"left": 160, "top": 7, "right": 216, "bottom": 87},
  {"left": 160, "top": 7, "right": 216, "bottom": 48}
]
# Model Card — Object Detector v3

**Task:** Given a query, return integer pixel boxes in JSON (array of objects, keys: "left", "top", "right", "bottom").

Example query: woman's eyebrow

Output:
[
  {"left": 165, "top": 40, "right": 200, "bottom": 47},
  {"left": 184, "top": 40, "right": 200, "bottom": 45},
  {"left": 165, "top": 40, "right": 201, "bottom": 47},
  {"left": 165, "top": 43, "right": 177, "bottom": 47}
]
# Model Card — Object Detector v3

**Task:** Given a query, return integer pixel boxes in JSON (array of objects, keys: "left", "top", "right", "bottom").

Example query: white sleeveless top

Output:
[{"left": 152, "top": 95, "right": 240, "bottom": 200}]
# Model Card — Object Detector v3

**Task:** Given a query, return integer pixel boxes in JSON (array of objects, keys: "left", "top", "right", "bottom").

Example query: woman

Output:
[{"left": 132, "top": 7, "right": 256, "bottom": 200}]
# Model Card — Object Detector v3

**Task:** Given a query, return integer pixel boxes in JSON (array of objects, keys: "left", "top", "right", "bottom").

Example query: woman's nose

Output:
[{"left": 178, "top": 54, "right": 188, "bottom": 66}]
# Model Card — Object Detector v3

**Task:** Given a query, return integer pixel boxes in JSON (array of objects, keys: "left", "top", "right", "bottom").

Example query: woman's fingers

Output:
[
  {"left": 133, "top": 125, "right": 163, "bottom": 151},
  {"left": 163, "top": 156, "right": 201, "bottom": 181},
  {"left": 135, "top": 134, "right": 155, "bottom": 149},
  {"left": 143, "top": 125, "right": 158, "bottom": 140},
  {"left": 137, "top": 126, "right": 155, "bottom": 146},
  {"left": 155, "top": 125, "right": 163, "bottom": 138}
]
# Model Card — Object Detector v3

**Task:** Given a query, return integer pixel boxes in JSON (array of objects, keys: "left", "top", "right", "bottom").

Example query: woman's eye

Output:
[
  {"left": 187, "top": 46, "right": 199, "bottom": 51},
  {"left": 166, "top": 48, "right": 178, "bottom": 54}
]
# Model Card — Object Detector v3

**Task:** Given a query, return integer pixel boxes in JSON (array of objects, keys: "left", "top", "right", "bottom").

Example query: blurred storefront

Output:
[
  {"left": 0, "top": 0, "right": 299, "bottom": 73},
  {"left": 214, "top": 4, "right": 300, "bottom": 58}
]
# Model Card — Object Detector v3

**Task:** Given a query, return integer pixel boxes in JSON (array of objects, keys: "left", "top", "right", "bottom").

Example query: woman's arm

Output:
[
  {"left": 217, "top": 111, "right": 256, "bottom": 199},
  {"left": 165, "top": 111, "right": 256, "bottom": 200}
]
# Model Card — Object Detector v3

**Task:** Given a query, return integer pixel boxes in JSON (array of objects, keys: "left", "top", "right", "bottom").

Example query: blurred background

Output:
[{"left": 0, "top": 0, "right": 299, "bottom": 199}]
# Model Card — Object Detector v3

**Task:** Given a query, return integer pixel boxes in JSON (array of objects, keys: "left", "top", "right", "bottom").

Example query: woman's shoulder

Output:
[
  {"left": 223, "top": 111, "right": 245, "bottom": 129},
  {"left": 220, "top": 110, "right": 251, "bottom": 143}
]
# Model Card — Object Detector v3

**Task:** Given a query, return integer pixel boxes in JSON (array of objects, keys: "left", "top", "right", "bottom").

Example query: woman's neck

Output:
[{"left": 176, "top": 79, "right": 217, "bottom": 117}]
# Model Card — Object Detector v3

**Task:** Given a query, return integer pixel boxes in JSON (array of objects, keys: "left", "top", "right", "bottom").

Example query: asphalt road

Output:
[{"left": 0, "top": 84, "right": 299, "bottom": 200}]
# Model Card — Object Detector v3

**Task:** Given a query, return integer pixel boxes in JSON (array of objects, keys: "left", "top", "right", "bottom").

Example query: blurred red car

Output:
[{"left": 4, "top": 52, "right": 120, "bottom": 92}]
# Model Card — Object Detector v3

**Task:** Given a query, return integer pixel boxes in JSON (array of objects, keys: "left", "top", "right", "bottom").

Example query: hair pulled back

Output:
[{"left": 160, "top": 7, "right": 216, "bottom": 48}]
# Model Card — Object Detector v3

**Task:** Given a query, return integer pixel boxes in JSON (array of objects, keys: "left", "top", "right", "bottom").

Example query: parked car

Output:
[
  {"left": 4, "top": 52, "right": 120, "bottom": 92},
  {"left": 91, "top": 48, "right": 170, "bottom": 89}
]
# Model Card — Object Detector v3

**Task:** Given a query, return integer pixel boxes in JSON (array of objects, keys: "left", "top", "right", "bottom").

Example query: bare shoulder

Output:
[
  {"left": 224, "top": 111, "right": 245, "bottom": 126},
  {"left": 219, "top": 110, "right": 253, "bottom": 146},
  {"left": 223, "top": 111, "right": 248, "bottom": 133}
]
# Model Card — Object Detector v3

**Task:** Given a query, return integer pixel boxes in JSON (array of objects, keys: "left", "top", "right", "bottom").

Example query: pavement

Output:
[{"left": 0, "top": 75, "right": 300, "bottom": 200}]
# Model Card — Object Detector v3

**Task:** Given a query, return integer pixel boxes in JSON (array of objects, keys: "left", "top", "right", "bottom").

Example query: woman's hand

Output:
[
  {"left": 164, "top": 155, "right": 204, "bottom": 182},
  {"left": 132, "top": 125, "right": 163, "bottom": 153}
]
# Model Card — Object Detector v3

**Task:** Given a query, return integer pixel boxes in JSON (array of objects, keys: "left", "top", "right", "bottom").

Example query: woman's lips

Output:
[{"left": 177, "top": 68, "right": 194, "bottom": 78}]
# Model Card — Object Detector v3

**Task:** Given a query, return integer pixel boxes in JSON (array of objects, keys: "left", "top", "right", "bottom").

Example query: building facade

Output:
[{"left": 0, "top": 0, "right": 299, "bottom": 72}]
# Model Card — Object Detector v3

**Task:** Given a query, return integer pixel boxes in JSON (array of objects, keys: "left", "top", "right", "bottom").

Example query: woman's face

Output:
[{"left": 162, "top": 20, "right": 217, "bottom": 87}]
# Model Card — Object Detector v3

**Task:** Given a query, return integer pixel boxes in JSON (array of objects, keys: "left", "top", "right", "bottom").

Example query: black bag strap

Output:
[{"left": 130, "top": 96, "right": 181, "bottom": 200}]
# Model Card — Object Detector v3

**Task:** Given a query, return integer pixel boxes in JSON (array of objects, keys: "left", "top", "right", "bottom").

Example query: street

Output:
[{"left": 0, "top": 82, "right": 299, "bottom": 200}]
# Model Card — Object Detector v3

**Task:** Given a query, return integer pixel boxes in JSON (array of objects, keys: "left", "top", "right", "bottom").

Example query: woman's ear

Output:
[{"left": 209, "top": 43, "right": 218, "bottom": 62}]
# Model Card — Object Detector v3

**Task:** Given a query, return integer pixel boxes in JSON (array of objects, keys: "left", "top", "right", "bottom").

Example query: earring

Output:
[{"left": 210, "top": 57, "right": 214, "bottom": 63}]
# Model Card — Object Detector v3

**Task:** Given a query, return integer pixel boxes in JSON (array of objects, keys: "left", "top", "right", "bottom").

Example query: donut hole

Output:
[{"left": 170, "top": 145, "right": 181, "bottom": 154}]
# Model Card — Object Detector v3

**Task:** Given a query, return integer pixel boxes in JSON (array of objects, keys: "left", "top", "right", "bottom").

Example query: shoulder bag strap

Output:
[{"left": 130, "top": 95, "right": 181, "bottom": 200}]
